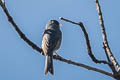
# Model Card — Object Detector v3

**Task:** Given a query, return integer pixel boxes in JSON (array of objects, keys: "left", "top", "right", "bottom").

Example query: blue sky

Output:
[{"left": 0, "top": 0, "right": 120, "bottom": 80}]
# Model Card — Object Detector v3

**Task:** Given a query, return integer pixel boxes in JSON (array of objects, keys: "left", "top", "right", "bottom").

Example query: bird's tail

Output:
[{"left": 44, "top": 55, "right": 54, "bottom": 75}]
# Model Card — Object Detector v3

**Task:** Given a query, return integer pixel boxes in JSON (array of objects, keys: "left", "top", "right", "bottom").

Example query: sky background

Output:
[{"left": 0, "top": 0, "right": 120, "bottom": 80}]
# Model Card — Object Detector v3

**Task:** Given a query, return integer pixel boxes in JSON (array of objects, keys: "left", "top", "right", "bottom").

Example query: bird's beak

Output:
[{"left": 59, "top": 24, "right": 62, "bottom": 27}]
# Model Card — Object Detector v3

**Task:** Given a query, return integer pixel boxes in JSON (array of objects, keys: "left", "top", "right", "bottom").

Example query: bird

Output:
[{"left": 41, "top": 20, "right": 62, "bottom": 75}]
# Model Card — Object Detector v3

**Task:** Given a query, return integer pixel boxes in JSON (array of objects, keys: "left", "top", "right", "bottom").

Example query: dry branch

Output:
[
  {"left": 53, "top": 55, "right": 113, "bottom": 77},
  {"left": 0, "top": 0, "right": 43, "bottom": 54},
  {"left": 95, "top": 0, "right": 120, "bottom": 79},
  {"left": 95, "top": 0, "right": 120, "bottom": 71},
  {"left": 59, "top": 17, "right": 109, "bottom": 65}
]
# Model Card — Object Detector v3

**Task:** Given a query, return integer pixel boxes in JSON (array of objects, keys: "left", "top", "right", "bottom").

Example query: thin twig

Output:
[
  {"left": 95, "top": 0, "right": 120, "bottom": 79},
  {"left": 0, "top": 0, "right": 43, "bottom": 54},
  {"left": 59, "top": 17, "right": 109, "bottom": 65},
  {"left": 95, "top": 0, "right": 120, "bottom": 72},
  {"left": 53, "top": 55, "right": 113, "bottom": 78}
]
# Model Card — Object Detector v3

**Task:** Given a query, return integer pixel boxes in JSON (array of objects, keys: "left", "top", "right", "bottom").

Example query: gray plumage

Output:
[{"left": 41, "top": 20, "right": 62, "bottom": 75}]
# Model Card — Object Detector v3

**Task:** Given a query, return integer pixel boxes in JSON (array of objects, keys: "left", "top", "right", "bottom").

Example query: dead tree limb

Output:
[
  {"left": 95, "top": 0, "right": 120, "bottom": 79},
  {"left": 59, "top": 17, "right": 109, "bottom": 65},
  {"left": 0, "top": 0, "right": 43, "bottom": 54},
  {"left": 95, "top": 0, "right": 120, "bottom": 71},
  {"left": 53, "top": 55, "right": 113, "bottom": 78}
]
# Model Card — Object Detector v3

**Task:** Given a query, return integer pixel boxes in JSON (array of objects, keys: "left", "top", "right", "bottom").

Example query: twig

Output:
[
  {"left": 95, "top": 0, "right": 120, "bottom": 73},
  {"left": 0, "top": 0, "right": 43, "bottom": 54},
  {"left": 95, "top": 0, "right": 120, "bottom": 79},
  {"left": 53, "top": 55, "right": 113, "bottom": 78},
  {"left": 59, "top": 17, "right": 109, "bottom": 65}
]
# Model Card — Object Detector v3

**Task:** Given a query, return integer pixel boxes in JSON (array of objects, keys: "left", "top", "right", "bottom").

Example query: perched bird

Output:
[{"left": 41, "top": 20, "right": 62, "bottom": 75}]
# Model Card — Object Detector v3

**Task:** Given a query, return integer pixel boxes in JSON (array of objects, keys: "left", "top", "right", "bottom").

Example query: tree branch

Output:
[
  {"left": 95, "top": 0, "right": 120, "bottom": 79},
  {"left": 0, "top": 0, "right": 43, "bottom": 54},
  {"left": 95, "top": 0, "right": 120, "bottom": 72},
  {"left": 59, "top": 17, "right": 109, "bottom": 65},
  {"left": 53, "top": 55, "right": 113, "bottom": 78},
  {"left": 95, "top": 0, "right": 120, "bottom": 71},
  {"left": 103, "top": 43, "right": 117, "bottom": 74}
]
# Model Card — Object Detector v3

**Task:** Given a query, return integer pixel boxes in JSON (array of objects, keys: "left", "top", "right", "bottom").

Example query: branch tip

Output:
[{"left": 59, "top": 17, "right": 63, "bottom": 20}]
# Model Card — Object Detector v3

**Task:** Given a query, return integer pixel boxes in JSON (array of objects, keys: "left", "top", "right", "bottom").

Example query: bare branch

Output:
[
  {"left": 0, "top": 1, "right": 43, "bottom": 54},
  {"left": 53, "top": 55, "right": 113, "bottom": 78},
  {"left": 103, "top": 43, "right": 117, "bottom": 74},
  {"left": 59, "top": 17, "right": 109, "bottom": 65},
  {"left": 95, "top": 0, "right": 120, "bottom": 72}
]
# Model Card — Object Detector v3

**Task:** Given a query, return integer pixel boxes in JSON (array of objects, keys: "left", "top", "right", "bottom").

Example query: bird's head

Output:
[{"left": 49, "top": 20, "right": 62, "bottom": 27}]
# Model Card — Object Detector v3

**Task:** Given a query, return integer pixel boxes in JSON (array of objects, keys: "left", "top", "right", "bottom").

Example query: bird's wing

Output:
[{"left": 42, "top": 29, "right": 61, "bottom": 56}]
